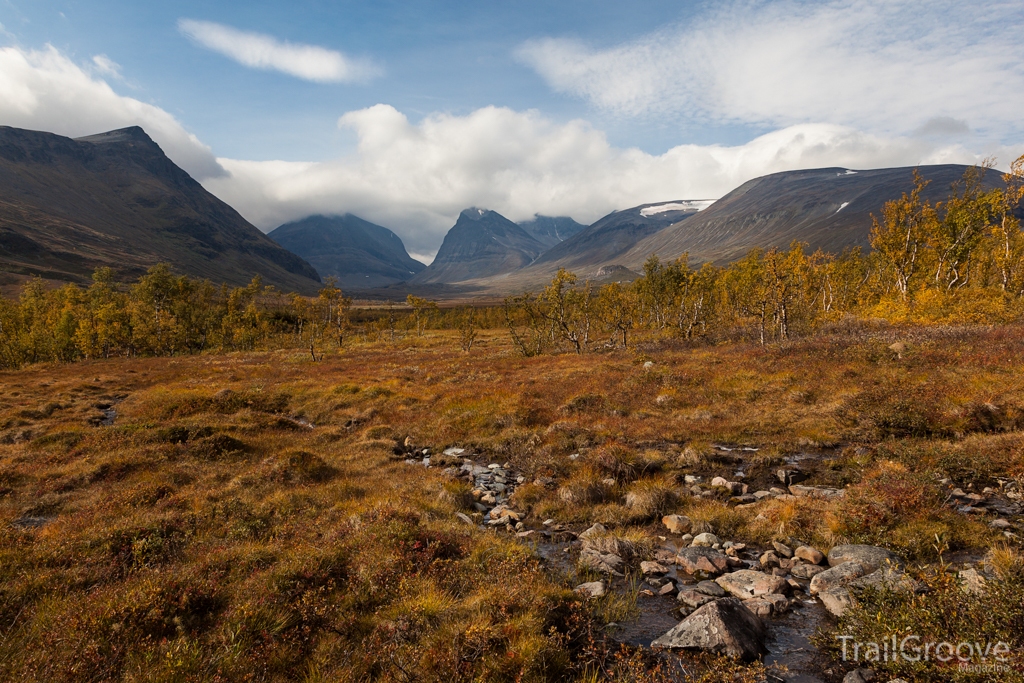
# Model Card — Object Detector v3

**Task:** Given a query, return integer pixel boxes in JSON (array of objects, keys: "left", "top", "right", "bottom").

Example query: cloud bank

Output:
[
  {"left": 178, "top": 19, "right": 381, "bottom": 83},
  {"left": 0, "top": 45, "right": 223, "bottom": 179},
  {"left": 517, "top": 0, "right": 1024, "bottom": 139},
  {"left": 204, "top": 104, "right": 1006, "bottom": 259}
]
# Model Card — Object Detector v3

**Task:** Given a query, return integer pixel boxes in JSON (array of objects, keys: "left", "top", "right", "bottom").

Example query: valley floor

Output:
[{"left": 0, "top": 326, "right": 1022, "bottom": 682}]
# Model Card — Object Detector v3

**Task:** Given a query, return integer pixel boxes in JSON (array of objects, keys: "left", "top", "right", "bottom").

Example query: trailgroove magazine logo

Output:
[{"left": 837, "top": 634, "right": 1015, "bottom": 671}]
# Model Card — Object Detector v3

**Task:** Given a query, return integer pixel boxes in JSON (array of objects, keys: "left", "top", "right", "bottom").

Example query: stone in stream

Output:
[
  {"left": 772, "top": 540, "right": 794, "bottom": 558},
  {"left": 695, "top": 580, "right": 726, "bottom": 597},
  {"left": 744, "top": 597, "right": 774, "bottom": 618},
  {"left": 760, "top": 550, "right": 781, "bottom": 568},
  {"left": 677, "top": 589, "right": 718, "bottom": 609},
  {"left": 641, "top": 561, "right": 669, "bottom": 575},
  {"left": 652, "top": 598, "right": 767, "bottom": 661},
  {"left": 777, "top": 468, "right": 807, "bottom": 485},
  {"left": 814, "top": 564, "right": 916, "bottom": 617},
  {"left": 790, "top": 563, "right": 827, "bottom": 580},
  {"left": 676, "top": 547, "right": 730, "bottom": 575},
  {"left": 691, "top": 532, "right": 720, "bottom": 547},
  {"left": 575, "top": 581, "right": 606, "bottom": 598},
  {"left": 657, "top": 581, "right": 677, "bottom": 596},
  {"left": 716, "top": 569, "right": 789, "bottom": 599},
  {"left": 809, "top": 561, "right": 872, "bottom": 595},
  {"left": 579, "top": 549, "right": 625, "bottom": 575},
  {"left": 662, "top": 514, "right": 692, "bottom": 535},
  {"left": 795, "top": 545, "right": 825, "bottom": 564}
]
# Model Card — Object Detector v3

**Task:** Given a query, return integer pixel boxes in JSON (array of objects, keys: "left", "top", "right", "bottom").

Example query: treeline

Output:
[
  {"left": 0, "top": 265, "right": 489, "bottom": 368},
  {"left": 1, "top": 159, "right": 1022, "bottom": 367},
  {"left": 506, "top": 158, "right": 1024, "bottom": 353}
]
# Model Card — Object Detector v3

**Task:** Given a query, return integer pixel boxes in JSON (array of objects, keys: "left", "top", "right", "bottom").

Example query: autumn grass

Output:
[{"left": 1, "top": 324, "right": 1023, "bottom": 680}]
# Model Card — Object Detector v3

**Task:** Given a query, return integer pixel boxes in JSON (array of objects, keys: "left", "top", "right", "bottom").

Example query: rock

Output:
[
  {"left": 676, "top": 547, "right": 730, "bottom": 575},
  {"left": 790, "top": 564, "right": 827, "bottom": 580},
  {"left": 651, "top": 598, "right": 767, "bottom": 661},
  {"left": 772, "top": 541, "right": 794, "bottom": 558},
  {"left": 777, "top": 469, "right": 807, "bottom": 486},
  {"left": 695, "top": 580, "right": 726, "bottom": 597},
  {"left": 455, "top": 512, "right": 475, "bottom": 526},
  {"left": 691, "top": 532, "right": 720, "bottom": 547},
  {"left": 716, "top": 569, "right": 789, "bottom": 599},
  {"left": 641, "top": 561, "right": 670, "bottom": 575},
  {"left": 795, "top": 545, "right": 825, "bottom": 565},
  {"left": 990, "top": 518, "right": 1012, "bottom": 529},
  {"left": 744, "top": 597, "right": 774, "bottom": 618},
  {"left": 662, "top": 514, "right": 692, "bottom": 535},
  {"left": 578, "top": 523, "right": 607, "bottom": 541},
  {"left": 819, "top": 586, "right": 855, "bottom": 617},
  {"left": 790, "top": 485, "right": 845, "bottom": 499},
  {"left": 888, "top": 341, "right": 907, "bottom": 356},
  {"left": 843, "top": 668, "right": 876, "bottom": 683},
  {"left": 711, "top": 476, "right": 730, "bottom": 488},
  {"left": 959, "top": 568, "right": 987, "bottom": 596},
  {"left": 579, "top": 549, "right": 625, "bottom": 575},
  {"left": 575, "top": 581, "right": 606, "bottom": 598},
  {"left": 658, "top": 581, "right": 677, "bottom": 596},
  {"left": 680, "top": 533, "right": 693, "bottom": 546},
  {"left": 753, "top": 490, "right": 773, "bottom": 501},
  {"left": 762, "top": 593, "right": 790, "bottom": 613},
  {"left": 810, "top": 561, "right": 872, "bottom": 595},
  {"left": 827, "top": 544, "right": 901, "bottom": 571},
  {"left": 760, "top": 551, "right": 781, "bottom": 568},
  {"left": 677, "top": 589, "right": 717, "bottom": 609},
  {"left": 684, "top": 475, "right": 702, "bottom": 484}
]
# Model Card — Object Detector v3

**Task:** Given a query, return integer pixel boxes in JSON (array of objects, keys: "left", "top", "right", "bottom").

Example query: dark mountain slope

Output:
[
  {"left": 411, "top": 208, "right": 546, "bottom": 284},
  {"left": 0, "top": 125, "right": 321, "bottom": 293},
  {"left": 517, "top": 215, "right": 586, "bottom": 249},
  {"left": 268, "top": 214, "right": 424, "bottom": 289},
  {"left": 488, "top": 200, "right": 708, "bottom": 289},
  {"left": 623, "top": 165, "right": 1014, "bottom": 268}
]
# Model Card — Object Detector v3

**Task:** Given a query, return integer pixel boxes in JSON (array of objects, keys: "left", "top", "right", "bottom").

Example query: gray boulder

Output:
[
  {"left": 716, "top": 569, "right": 789, "bottom": 599},
  {"left": 827, "top": 544, "right": 901, "bottom": 570},
  {"left": 676, "top": 547, "right": 730, "bottom": 575},
  {"left": 651, "top": 598, "right": 766, "bottom": 661}
]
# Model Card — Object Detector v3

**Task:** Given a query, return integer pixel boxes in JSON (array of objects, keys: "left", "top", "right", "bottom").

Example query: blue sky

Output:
[{"left": 1, "top": 0, "right": 1023, "bottom": 260}]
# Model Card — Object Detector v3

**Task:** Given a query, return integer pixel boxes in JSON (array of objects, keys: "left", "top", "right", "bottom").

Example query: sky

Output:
[{"left": 1, "top": 0, "right": 1023, "bottom": 262}]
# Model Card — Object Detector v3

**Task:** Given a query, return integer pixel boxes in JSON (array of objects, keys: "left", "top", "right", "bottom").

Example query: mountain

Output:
[
  {"left": 268, "top": 214, "right": 425, "bottom": 289},
  {"left": 410, "top": 208, "right": 546, "bottom": 284},
  {"left": 487, "top": 200, "right": 710, "bottom": 288},
  {"left": 622, "top": 165, "right": 1014, "bottom": 269},
  {"left": 0, "top": 125, "right": 321, "bottom": 293},
  {"left": 517, "top": 215, "right": 587, "bottom": 249}
]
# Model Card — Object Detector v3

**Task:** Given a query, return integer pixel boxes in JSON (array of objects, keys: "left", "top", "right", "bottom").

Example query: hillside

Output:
[
  {"left": 268, "top": 214, "right": 425, "bottom": 290},
  {"left": 0, "top": 125, "right": 322, "bottom": 293},
  {"left": 410, "top": 208, "right": 546, "bottom": 284},
  {"left": 517, "top": 215, "right": 587, "bottom": 249},
  {"left": 623, "top": 165, "right": 1014, "bottom": 268}
]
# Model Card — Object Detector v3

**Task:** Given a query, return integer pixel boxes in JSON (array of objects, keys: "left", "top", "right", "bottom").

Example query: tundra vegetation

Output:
[{"left": 0, "top": 164, "right": 1022, "bottom": 682}]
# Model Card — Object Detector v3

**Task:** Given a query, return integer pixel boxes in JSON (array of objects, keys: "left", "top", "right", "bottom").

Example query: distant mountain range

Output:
[
  {"left": 3, "top": 124, "right": 1020, "bottom": 299},
  {"left": 0, "top": 125, "right": 322, "bottom": 293},
  {"left": 268, "top": 214, "right": 425, "bottom": 289},
  {"left": 410, "top": 208, "right": 546, "bottom": 284},
  {"left": 620, "top": 165, "right": 1010, "bottom": 269}
]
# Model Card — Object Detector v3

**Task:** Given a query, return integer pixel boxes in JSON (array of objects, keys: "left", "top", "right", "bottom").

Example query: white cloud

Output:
[
  {"left": 516, "top": 0, "right": 1024, "bottom": 140},
  {"left": 178, "top": 19, "right": 381, "bottom": 83},
  {"left": 0, "top": 45, "right": 224, "bottom": 179},
  {"left": 91, "top": 54, "right": 123, "bottom": 80},
  {"left": 203, "top": 104, "right": 1016, "bottom": 259}
]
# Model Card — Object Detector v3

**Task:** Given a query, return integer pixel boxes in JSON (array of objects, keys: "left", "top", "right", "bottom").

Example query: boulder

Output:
[
  {"left": 744, "top": 597, "right": 774, "bottom": 618},
  {"left": 691, "top": 532, "right": 720, "bottom": 547},
  {"left": 795, "top": 545, "right": 825, "bottom": 565},
  {"left": 761, "top": 593, "right": 790, "bottom": 613},
  {"left": 695, "top": 580, "right": 726, "bottom": 597},
  {"left": 677, "top": 589, "right": 718, "bottom": 609},
  {"left": 827, "top": 545, "right": 901, "bottom": 571},
  {"left": 716, "top": 569, "right": 789, "bottom": 599},
  {"left": 958, "top": 568, "right": 987, "bottom": 596},
  {"left": 789, "top": 485, "right": 845, "bottom": 499},
  {"left": 651, "top": 598, "right": 767, "bottom": 661},
  {"left": 658, "top": 581, "right": 677, "bottom": 596},
  {"left": 790, "top": 563, "right": 827, "bottom": 580},
  {"left": 843, "top": 669, "right": 876, "bottom": 683},
  {"left": 662, "top": 514, "right": 693, "bottom": 535},
  {"left": 772, "top": 541, "right": 794, "bottom": 558},
  {"left": 641, "top": 561, "right": 670, "bottom": 575},
  {"left": 759, "top": 551, "right": 781, "bottom": 568},
  {"left": 818, "top": 586, "right": 855, "bottom": 616},
  {"left": 809, "top": 561, "right": 872, "bottom": 595},
  {"left": 579, "top": 549, "right": 625, "bottom": 575},
  {"left": 575, "top": 581, "right": 606, "bottom": 598},
  {"left": 676, "top": 547, "right": 730, "bottom": 575},
  {"left": 777, "top": 469, "right": 807, "bottom": 485}
]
